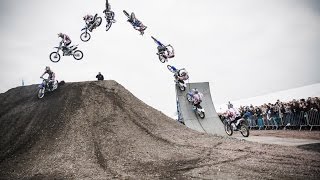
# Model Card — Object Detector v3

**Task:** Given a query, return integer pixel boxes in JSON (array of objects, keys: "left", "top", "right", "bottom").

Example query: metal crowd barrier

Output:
[
  {"left": 306, "top": 111, "right": 320, "bottom": 131},
  {"left": 245, "top": 111, "right": 320, "bottom": 131}
]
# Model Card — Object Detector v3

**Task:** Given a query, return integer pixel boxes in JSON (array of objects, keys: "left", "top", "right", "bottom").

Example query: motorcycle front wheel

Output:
[
  {"left": 106, "top": 21, "right": 112, "bottom": 31},
  {"left": 167, "top": 65, "right": 176, "bottom": 73},
  {"left": 80, "top": 32, "right": 91, "bottom": 42},
  {"left": 123, "top": 10, "right": 130, "bottom": 18},
  {"left": 73, "top": 50, "right": 84, "bottom": 60},
  {"left": 38, "top": 88, "right": 45, "bottom": 99},
  {"left": 224, "top": 121, "right": 233, "bottom": 136},
  {"left": 49, "top": 52, "right": 60, "bottom": 63},
  {"left": 240, "top": 125, "right": 250, "bottom": 137},
  {"left": 186, "top": 93, "right": 192, "bottom": 102}
]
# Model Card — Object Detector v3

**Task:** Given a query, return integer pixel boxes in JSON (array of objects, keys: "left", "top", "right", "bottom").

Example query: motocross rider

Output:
[
  {"left": 58, "top": 33, "right": 71, "bottom": 55},
  {"left": 127, "top": 12, "right": 147, "bottom": 32},
  {"left": 83, "top": 14, "right": 96, "bottom": 32},
  {"left": 103, "top": 2, "right": 115, "bottom": 24},
  {"left": 191, "top": 89, "right": 203, "bottom": 109},
  {"left": 227, "top": 107, "right": 241, "bottom": 129},
  {"left": 174, "top": 68, "right": 189, "bottom": 84},
  {"left": 40, "top": 66, "right": 55, "bottom": 91},
  {"left": 151, "top": 36, "right": 175, "bottom": 59}
]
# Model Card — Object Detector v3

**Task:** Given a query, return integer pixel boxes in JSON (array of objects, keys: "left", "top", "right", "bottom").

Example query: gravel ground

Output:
[
  {"left": 0, "top": 81, "right": 319, "bottom": 179},
  {"left": 250, "top": 130, "right": 320, "bottom": 140}
]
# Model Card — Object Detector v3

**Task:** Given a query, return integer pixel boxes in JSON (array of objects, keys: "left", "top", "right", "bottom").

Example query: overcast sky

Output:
[{"left": 1, "top": 0, "right": 319, "bottom": 117}]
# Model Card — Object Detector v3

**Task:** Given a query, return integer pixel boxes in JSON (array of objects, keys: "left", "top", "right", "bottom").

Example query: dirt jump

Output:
[{"left": 0, "top": 80, "right": 319, "bottom": 179}]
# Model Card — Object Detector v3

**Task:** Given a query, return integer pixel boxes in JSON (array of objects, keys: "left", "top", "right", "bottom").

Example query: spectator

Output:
[
  {"left": 221, "top": 96, "right": 320, "bottom": 129},
  {"left": 227, "top": 101, "right": 233, "bottom": 109},
  {"left": 96, "top": 72, "right": 104, "bottom": 81}
]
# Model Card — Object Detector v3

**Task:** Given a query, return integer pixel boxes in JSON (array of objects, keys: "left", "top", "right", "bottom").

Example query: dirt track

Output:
[
  {"left": 0, "top": 81, "right": 320, "bottom": 179},
  {"left": 250, "top": 130, "right": 320, "bottom": 140}
]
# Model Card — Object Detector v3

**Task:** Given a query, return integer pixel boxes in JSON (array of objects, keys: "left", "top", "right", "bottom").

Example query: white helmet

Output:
[
  {"left": 193, "top": 88, "right": 199, "bottom": 94},
  {"left": 179, "top": 69, "right": 187, "bottom": 76},
  {"left": 83, "top": 14, "right": 90, "bottom": 20}
]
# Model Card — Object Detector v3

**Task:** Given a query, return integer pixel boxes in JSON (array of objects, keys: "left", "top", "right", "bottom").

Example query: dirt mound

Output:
[{"left": 1, "top": 81, "right": 320, "bottom": 179}]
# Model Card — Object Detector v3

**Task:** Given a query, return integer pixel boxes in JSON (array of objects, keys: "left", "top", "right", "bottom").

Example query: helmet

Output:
[
  {"left": 83, "top": 15, "right": 90, "bottom": 20},
  {"left": 57, "top": 33, "right": 63, "bottom": 37},
  {"left": 45, "top": 66, "right": 50, "bottom": 71},
  {"left": 179, "top": 69, "right": 187, "bottom": 76},
  {"left": 193, "top": 88, "right": 198, "bottom": 94}
]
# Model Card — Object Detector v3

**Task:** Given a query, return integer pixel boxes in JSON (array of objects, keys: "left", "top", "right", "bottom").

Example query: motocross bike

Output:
[
  {"left": 38, "top": 77, "right": 59, "bottom": 99},
  {"left": 186, "top": 92, "right": 205, "bottom": 119},
  {"left": 123, "top": 10, "right": 147, "bottom": 35},
  {"left": 157, "top": 44, "right": 174, "bottom": 63},
  {"left": 103, "top": 2, "right": 116, "bottom": 31},
  {"left": 80, "top": 14, "right": 103, "bottom": 42},
  {"left": 152, "top": 36, "right": 175, "bottom": 63},
  {"left": 223, "top": 117, "right": 250, "bottom": 137},
  {"left": 167, "top": 65, "right": 187, "bottom": 91},
  {"left": 49, "top": 41, "right": 83, "bottom": 63}
]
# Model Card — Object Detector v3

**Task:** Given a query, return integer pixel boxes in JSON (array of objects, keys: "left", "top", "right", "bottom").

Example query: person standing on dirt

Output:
[
  {"left": 40, "top": 66, "right": 55, "bottom": 90},
  {"left": 96, "top": 72, "right": 104, "bottom": 81}
]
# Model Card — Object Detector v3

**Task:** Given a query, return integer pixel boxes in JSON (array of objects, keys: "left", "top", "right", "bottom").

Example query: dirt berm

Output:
[{"left": 0, "top": 81, "right": 319, "bottom": 179}]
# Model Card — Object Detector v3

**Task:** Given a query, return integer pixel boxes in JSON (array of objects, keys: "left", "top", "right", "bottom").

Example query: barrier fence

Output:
[{"left": 245, "top": 111, "right": 320, "bottom": 131}]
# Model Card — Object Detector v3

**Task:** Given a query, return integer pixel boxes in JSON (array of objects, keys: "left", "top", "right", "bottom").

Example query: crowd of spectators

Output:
[{"left": 219, "top": 97, "right": 320, "bottom": 128}]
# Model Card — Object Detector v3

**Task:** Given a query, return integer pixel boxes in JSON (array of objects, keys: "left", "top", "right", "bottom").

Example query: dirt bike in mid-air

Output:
[
  {"left": 104, "top": 12, "right": 115, "bottom": 31},
  {"left": 80, "top": 14, "right": 103, "bottom": 42},
  {"left": 186, "top": 92, "right": 205, "bottom": 119},
  {"left": 151, "top": 36, "right": 175, "bottom": 63},
  {"left": 103, "top": 2, "right": 116, "bottom": 31},
  {"left": 49, "top": 41, "right": 83, "bottom": 63},
  {"left": 123, "top": 10, "right": 147, "bottom": 35},
  {"left": 37, "top": 77, "right": 59, "bottom": 99},
  {"left": 167, "top": 65, "right": 187, "bottom": 91},
  {"left": 223, "top": 117, "right": 250, "bottom": 137}
]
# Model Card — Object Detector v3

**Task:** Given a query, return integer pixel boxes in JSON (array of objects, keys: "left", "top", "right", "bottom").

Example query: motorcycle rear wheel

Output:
[
  {"left": 199, "top": 111, "right": 205, "bottom": 119},
  {"left": 240, "top": 125, "right": 250, "bottom": 137},
  {"left": 53, "top": 80, "right": 59, "bottom": 90},
  {"left": 80, "top": 32, "right": 91, "bottom": 42},
  {"left": 179, "top": 84, "right": 186, "bottom": 91},
  {"left": 159, "top": 54, "right": 166, "bottom": 63},
  {"left": 49, "top": 52, "right": 60, "bottom": 63}
]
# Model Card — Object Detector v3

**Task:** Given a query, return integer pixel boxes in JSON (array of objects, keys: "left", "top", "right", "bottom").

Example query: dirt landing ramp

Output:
[
  {"left": 176, "top": 82, "right": 225, "bottom": 136},
  {"left": 1, "top": 81, "right": 320, "bottom": 179}
]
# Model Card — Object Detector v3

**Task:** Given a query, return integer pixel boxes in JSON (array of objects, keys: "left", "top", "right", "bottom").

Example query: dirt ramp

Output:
[
  {"left": 0, "top": 81, "right": 208, "bottom": 179},
  {"left": 1, "top": 81, "right": 320, "bottom": 179}
]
